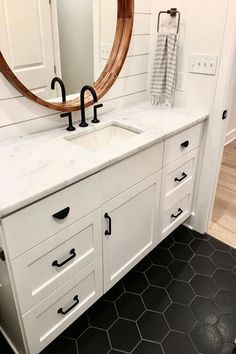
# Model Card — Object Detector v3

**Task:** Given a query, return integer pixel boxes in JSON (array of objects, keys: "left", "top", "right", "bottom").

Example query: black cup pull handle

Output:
[
  {"left": 58, "top": 295, "right": 79, "bottom": 315},
  {"left": 52, "top": 248, "right": 76, "bottom": 268},
  {"left": 181, "top": 140, "right": 189, "bottom": 148},
  {"left": 171, "top": 208, "right": 183, "bottom": 219},
  {"left": 174, "top": 172, "right": 188, "bottom": 182},
  {"left": 104, "top": 213, "right": 112, "bottom": 236},
  {"left": 53, "top": 207, "right": 70, "bottom": 220}
]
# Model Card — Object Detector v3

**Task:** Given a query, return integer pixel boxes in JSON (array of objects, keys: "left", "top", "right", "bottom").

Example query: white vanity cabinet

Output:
[
  {"left": 0, "top": 121, "right": 205, "bottom": 354},
  {"left": 102, "top": 172, "right": 161, "bottom": 291},
  {"left": 160, "top": 122, "right": 204, "bottom": 239}
]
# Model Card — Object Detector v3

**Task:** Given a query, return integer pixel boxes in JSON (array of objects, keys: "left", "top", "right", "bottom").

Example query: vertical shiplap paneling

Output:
[{"left": 0, "top": 1, "right": 151, "bottom": 141}]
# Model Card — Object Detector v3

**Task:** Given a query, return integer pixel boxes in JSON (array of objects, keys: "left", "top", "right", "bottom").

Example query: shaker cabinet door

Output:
[{"left": 102, "top": 172, "right": 161, "bottom": 292}]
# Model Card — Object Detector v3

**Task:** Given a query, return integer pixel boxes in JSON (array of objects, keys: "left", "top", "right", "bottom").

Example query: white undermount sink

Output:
[{"left": 65, "top": 124, "right": 141, "bottom": 152}]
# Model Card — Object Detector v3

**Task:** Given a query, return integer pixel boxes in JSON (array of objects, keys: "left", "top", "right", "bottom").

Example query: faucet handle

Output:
[
  {"left": 60, "top": 112, "right": 76, "bottom": 131},
  {"left": 92, "top": 104, "right": 103, "bottom": 123}
]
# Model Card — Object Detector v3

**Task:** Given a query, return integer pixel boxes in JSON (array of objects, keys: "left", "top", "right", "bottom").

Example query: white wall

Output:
[
  {"left": 149, "top": 0, "right": 228, "bottom": 112},
  {"left": 0, "top": 0, "right": 151, "bottom": 142}
]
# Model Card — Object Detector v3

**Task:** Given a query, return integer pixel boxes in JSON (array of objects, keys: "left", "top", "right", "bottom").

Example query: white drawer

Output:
[
  {"left": 11, "top": 210, "right": 102, "bottom": 315},
  {"left": 2, "top": 173, "right": 101, "bottom": 259},
  {"left": 101, "top": 143, "right": 163, "bottom": 203},
  {"left": 163, "top": 122, "right": 204, "bottom": 166},
  {"left": 161, "top": 192, "right": 192, "bottom": 239},
  {"left": 22, "top": 257, "right": 103, "bottom": 354},
  {"left": 161, "top": 149, "right": 199, "bottom": 206}
]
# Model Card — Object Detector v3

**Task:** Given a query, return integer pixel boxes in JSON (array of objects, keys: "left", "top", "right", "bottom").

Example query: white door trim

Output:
[{"left": 194, "top": 0, "right": 236, "bottom": 233}]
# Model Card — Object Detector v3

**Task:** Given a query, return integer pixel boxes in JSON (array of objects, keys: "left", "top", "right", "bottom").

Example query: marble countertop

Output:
[{"left": 0, "top": 101, "right": 208, "bottom": 217}]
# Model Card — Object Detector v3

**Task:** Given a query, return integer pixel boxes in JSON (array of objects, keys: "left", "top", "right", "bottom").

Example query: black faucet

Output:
[
  {"left": 79, "top": 85, "right": 98, "bottom": 127},
  {"left": 51, "top": 77, "right": 75, "bottom": 131},
  {"left": 51, "top": 77, "right": 66, "bottom": 102}
]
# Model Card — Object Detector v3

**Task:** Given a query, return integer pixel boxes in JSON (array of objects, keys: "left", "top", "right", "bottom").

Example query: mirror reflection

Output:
[{"left": 0, "top": 0, "right": 117, "bottom": 101}]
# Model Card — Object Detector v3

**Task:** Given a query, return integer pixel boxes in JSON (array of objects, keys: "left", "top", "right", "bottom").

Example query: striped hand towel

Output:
[{"left": 150, "top": 32, "right": 178, "bottom": 108}]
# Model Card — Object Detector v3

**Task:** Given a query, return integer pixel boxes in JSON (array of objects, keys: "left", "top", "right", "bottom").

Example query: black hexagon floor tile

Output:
[
  {"left": 190, "top": 239, "right": 214, "bottom": 256},
  {"left": 116, "top": 293, "right": 145, "bottom": 320},
  {"left": 168, "top": 259, "right": 195, "bottom": 281},
  {"left": 170, "top": 243, "right": 194, "bottom": 261},
  {"left": 133, "top": 256, "right": 152, "bottom": 272},
  {"left": 211, "top": 251, "right": 235, "bottom": 270},
  {"left": 88, "top": 300, "right": 117, "bottom": 330},
  {"left": 132, "top": 340, "right": 164, "bottom": 354},
  {"left": 146, "top": 265, "right": 172, "bottom": 287},
  {"left": 190, "top": 296, "right": 221, "bottom": 325},
  {"left": 209, "top": 237, "right": 231, "bottom": 251},
  {"left": 158, "top": 235, "right": 175, "bottom": 249},
  {"left": 167, "top": 280, "right": 195, "bottom": 305},
  {"left": 213, "top": 269, "right": 236, "bottom": 293},
  {"left": 219, "top": 342, "right": 236, "bottom": 354},
  {"left": 217, "top": 314, "right": 236, "bottom": 343},
  {"left": 150, "top": 248, "right": 173, "bottom": 266},
  {"left": 190, "top": 323, "right": 224, "bottom": 354},
  {"left": 109, "top": 319, "right": 141, "bottom": 352},
  {"left": 172, "top": 225, "right": 194, "bottom": 244},
  {"left": 142, "top": 286, "right": 170, "bottom": 312},
  {"left": 122, "top": 271, "right": 149, "bottom": 294},
  {"left": 165, "top": 303, "right": 196, "bottom": 332},
  {"left": 137, "top": 311, "right": 169, "bottom": 342},
  {"left": 103, "top": 281, "right": 124, "bottom": 302},
  {"left": 62, "top": 312, "right": 89, "bottom": 339},
  {"left": 77, "top": 328, "right": 110, "bottom": 354},
  {"left": 190, "top": 254, "right": 216, "bottom": 276},
  {"left": 190, "top": 274, "right": 219, "bottom": 298},
  {"left": 215, "top": 290, "right": 236, "bottom": 317},
  {"left": 41, "top": 337, "right": 78, "bottom": 354},
  {"left": 162, "top": 332, "right": 197, "bottom": 354},
  {"left": 230, "top": 248, "right": 236, "bottom": 260}
]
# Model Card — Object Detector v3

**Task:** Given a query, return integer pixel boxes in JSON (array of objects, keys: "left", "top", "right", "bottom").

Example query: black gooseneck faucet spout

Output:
[
  {"left": 51, "top": 77, "right": 75, "bottom": 131},
  {"left": 79, "top": 85, "right": 98, "bottom": 127},
  {"left": 51, "top": 77, "right": 66, "bottom": 102}
]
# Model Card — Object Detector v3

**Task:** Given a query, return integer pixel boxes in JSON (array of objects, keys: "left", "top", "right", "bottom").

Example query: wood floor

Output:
[{"left": 208, "top": 139, "right": 236, "bottom": 248}]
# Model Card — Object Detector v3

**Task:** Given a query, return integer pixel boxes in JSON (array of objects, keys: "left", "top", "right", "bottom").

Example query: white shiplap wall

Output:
[{"left": 0, "top": 0, "right": 151, "bottom": 142}]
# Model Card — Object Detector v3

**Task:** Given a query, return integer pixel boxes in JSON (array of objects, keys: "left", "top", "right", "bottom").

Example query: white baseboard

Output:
[{"left": 225, "top": 128, "right": 236, "bottom": 145}]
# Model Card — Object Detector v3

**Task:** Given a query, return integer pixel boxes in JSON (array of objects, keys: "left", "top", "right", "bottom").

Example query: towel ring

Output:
[{"left": 157, "top": 8, "right": 181, "bottom": 34}]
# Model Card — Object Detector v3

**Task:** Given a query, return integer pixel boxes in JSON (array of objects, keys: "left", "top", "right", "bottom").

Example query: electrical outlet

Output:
[
  {"left": 176, "top": 72, "right": 186, "bottom": 92},
  {"left": 189, "top": 53, "right": 218, "bottom": 75},
  {"left": 101, "top": 43, "right": 112, "bottom": 60}
]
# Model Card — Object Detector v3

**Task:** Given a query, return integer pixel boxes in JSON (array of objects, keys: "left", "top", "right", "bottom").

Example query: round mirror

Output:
[{"left": 0, "top": 0, "right": 134, "bottom": 111}]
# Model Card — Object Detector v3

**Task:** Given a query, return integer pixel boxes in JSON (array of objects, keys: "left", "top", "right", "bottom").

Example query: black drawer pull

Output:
[
  {"left": 174, "top": 172, "right": 187, "bottom": 182},
  {"left": 104, "top": 213, "right": 112, "bottom": 236},
  {"left": 171, "top": 208, "right": 183, "bottom": 219},
  {"left": 58, "top": 295, "right": 79, "bottom": 315},
  {"left": 52, "top": 248, "right": 76, "bottom": 268},
  {"left": 53, "top": 207, "right": 70, "bottom": 220},
  {"left": 181, "top": 140, "right": 189, "bottom": 148}
]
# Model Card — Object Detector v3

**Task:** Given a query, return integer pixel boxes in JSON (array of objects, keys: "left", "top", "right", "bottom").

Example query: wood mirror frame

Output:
[{"left": 0, "top": 0, "right": 134, "bottom": 112}]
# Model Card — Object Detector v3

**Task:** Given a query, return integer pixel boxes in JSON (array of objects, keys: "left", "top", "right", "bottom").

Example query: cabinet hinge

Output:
[
  {"left": 54, "top": 65, "right": 57, "bottom": 75},
  {"left": 0, "top": 248, "right": 5, "bottom": 262}
]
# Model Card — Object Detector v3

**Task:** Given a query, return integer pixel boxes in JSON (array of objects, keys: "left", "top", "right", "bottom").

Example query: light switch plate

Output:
[
  {"left": 189, "top": 53, "right": 218, "bottom": 75},
  {"left": 101, "top": 43, "right": 112, "bottom": 60}
]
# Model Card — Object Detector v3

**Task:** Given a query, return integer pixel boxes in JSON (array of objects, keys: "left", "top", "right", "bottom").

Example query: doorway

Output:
[{"left": 208, "top": 137, "right": 236, "bottom": 248}]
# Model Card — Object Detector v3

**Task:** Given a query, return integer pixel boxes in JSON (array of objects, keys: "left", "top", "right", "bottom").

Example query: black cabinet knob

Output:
[{"left": 181, "top": 140, "right": 189, "bottom": 148}]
